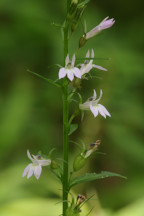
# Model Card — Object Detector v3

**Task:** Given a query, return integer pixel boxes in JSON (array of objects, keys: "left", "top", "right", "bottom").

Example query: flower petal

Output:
[
  {"left": 91, "top": 49, "right": 94, "bottom": 58},
  {"left": 93, "top": 64, "right": 107, "bottom": 71},
  {"left": 80, "top": 62, "right": 93, "bottom": 75},
  {"left": 38, "top": 159, "right": 51, "bottom": 166},
  {"left": 65, "top": 54, "right": 69, "bottom": 66},
  {"left": 90, "top": 104, "right": 98, "bottom": 117},
  {"left": 93, "top": 89, "right": 97, "bottom": 100},
  {"left": 22, "top": 164, "right": 32, "bottom": 177},
  {"left": 86, "top": 50, "right": 90, "bottom": 58},
  {"left": 71, "top": 54, "right": 76, "bottom": 67},
  {"left": 85, "top": 149, "right": 93, "bottom": 158},
  {"left": 59, "top": 68, "right": 67, "bottom": 79},
  {"left": 79, "top": 101, "right": 90, "bottom": 110},
  {"left": 27, "top": 166, "right": 34, "bottom": 179},
  {"left": 96, "top": 89, "right": 103, "bottom": 103},
  {"left": 97, "top": 105, "right": 106, "bottom": 118},
  {"left": 73, "top": 68, "right": 81, "bottom": 79},
  {"left": 34, "top": 165, "right": 42, "bottom": 179},
  {"left": 27, "top": 150, "right": 34, "bottom": 162},
  {"left": 99, "top": 104, "right": 111, "bottom": 117},
  {"left": 67, "top": 70, "right": 74, "bottom": 81}
]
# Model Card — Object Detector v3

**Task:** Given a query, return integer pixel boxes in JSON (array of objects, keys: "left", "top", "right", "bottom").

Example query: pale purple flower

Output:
[
  {"left": 86, "top": 17, "right": 115, "bottom": 39},
  {"left": 59, "top": 54, "right": 81, "bottom": 81},
  {"left": 22, "top": 150, "right": 51, "bottom": 179},
  {"left": 80, "top": 49, "right": 107, "bottom": 75},
  {"left": 79, "top": 89, "right": 111, "bottom": 118}
]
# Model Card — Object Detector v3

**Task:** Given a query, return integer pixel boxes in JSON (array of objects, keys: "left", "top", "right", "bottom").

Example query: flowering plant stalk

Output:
[{"left": 24, "top": 1, "right": 126, "bottom": 216}]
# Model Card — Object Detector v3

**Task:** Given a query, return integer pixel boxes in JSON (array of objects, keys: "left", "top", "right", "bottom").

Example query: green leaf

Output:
[
  {"left": 69, "top": 171, "right": 126, "bottom": 189},
  {"left": 68, "top": 124, "right": 78, "bottom": 135},
  {"left": 27, "top": 69, "right": 61, "bottom": 88}
]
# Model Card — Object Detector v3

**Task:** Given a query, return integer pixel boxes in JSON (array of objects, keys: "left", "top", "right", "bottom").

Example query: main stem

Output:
[{"left": 62, "top": 1, "right": 69, "bottom": 215}]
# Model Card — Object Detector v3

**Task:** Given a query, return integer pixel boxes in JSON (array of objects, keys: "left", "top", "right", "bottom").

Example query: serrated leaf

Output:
[
  {"left": 27, "top": 70, "right": 61, "bottom": 88},
  {"left": 69, "top": 171, "right": 126, "bottom": 189},
  {"left": 68, "top": 124, "right": 78, "bottom": 135}
]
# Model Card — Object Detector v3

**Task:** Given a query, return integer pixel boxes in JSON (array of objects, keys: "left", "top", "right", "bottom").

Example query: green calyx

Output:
[
  {"left": 66, "top": 206, "right": 80, "bottom": 216},
  {"left": 79, "top": 35, "right": 87, "bottom": 48},
  {"left": 73, "top": 154, "right": 86, "bottom": 171}
]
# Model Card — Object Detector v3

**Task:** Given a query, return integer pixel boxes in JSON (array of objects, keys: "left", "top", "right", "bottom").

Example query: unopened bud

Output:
[
  {"left": 67, "top": 0, "right": 78, "bottom": 21},
  {"left": 79, "top": 34, "right": 87, "bottom": 48},
  {"left": 71, "top": 5, "right": 85, "bottom": 34},
  {"left": 71, "top": 77, "right": 82, "bottom": 89},
  {"left": 73, "top": 154, "right": 86, "bottom": 171},
  {"left": 66, "top": 206, "right": 80, "bottom": 216},
  {"left": 50, "top": 160, "right": 58, "bottom": 169}
]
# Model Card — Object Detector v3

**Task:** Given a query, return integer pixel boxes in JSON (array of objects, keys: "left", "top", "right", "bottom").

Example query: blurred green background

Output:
[{"left": 0, "top": 0, "right": 144, "bottom": 215}]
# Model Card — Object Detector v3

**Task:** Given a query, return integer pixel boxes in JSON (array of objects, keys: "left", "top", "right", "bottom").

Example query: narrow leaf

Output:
[
  {"left": 27, "top": 70, "right": 61, "bottom": 87},
  {"left": 69, "top": 171, "right": 126, "bottom": 189},
  {"left": 68, "top": 124, "right": 78, "bottom": 135}
]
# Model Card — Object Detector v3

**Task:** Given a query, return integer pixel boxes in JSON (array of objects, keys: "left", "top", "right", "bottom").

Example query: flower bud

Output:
[
  {"left": 71, "top": 5, "right": 85, "bottom": 34},
  {"left": 73, "top": 154, "right": 86, "bottom": 171},
  {"left": 67, "top": 0, "right": 78, "bottom": 21},
  {"left": 79, "top": 34, "right": 87, "bottom": 48},
  {"left": 71, "top": 77, "right": 82, "bottom": 89},
  {"left": 66, "top": 207, "right": 80, "bottom": 216},
  {"left": 50, "top": 160, "right": 58, "bottom": 169}
]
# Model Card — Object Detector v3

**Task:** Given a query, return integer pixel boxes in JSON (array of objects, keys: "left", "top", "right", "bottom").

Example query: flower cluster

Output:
[{"left": 58, "top": 49, "right": 106, "bottom": 82}]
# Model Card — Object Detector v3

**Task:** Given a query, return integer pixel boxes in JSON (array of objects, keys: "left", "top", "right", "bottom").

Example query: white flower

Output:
[
  {"left": 22, "top": 150, "right": 51, "bottom": 179},
  {"left": 80, "top": 49, "right": 107, "bottom": 75},
  {"left": 79, "top": 89, "right": 111, "bottom": 118},
  {"left": 86, "top": 17, "right": 115, "bottom": 39},
  {"left": 59, "top": 54, "right": 81, "bottom": 81}
]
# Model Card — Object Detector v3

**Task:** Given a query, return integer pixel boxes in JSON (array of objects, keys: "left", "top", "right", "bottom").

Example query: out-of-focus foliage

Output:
[{"left": 0, "top": 0, "right": 144, "bottom": 215}]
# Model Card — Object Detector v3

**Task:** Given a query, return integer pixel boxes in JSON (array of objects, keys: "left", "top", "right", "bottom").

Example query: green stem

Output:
[
  {"left": 62, "top": 82, "right": 69, "bottom": 216},
  {"left": 62, "top": 1, "right": 70, "bottom": 215}
]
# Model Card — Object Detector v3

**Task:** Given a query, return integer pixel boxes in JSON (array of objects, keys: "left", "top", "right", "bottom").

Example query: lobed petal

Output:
[
  {"left": 93, "top": 64, "right": 107, "bottom": 71},
  {"left": 90, "top": 104, "right": 98, "bottom": 117},
  {"left": 73, "top": 68, "right": 81, "bottom": 79},
  {"left": 65, "top": 54, "right": 69, "bottom": 66},
  {"left": 59, "top": 68, "right": 67, "bottom": 79},
  {"left": 86, "top": 50, "right": 90, "bottom": 58},
  {"left": 97, "top": 105, "right": 106, "bottom": 118},
  {"left": 91, "top": 49, "right": 94, "bottom": 58},
  {"left": 67, "top": 69, "right": 74, "bottom": 81},
  {"left": 93, "top": 89, "right": 97, "bottom": 100},
  {"left": 99, "top": 104, "right": 111, "bottom": 117},
  {"left": 27, "top": 149, "right": 35, "bottom": 162},
  {"left": 96, "top": 89, "right": 103, "bottom": 103},
  {"left": 34, "top": 165, "right": 42, "bottom": 179},
  {"left": 22, "top": 163, "right": 32, "bottom": 177},
  {"left": 27, "top": 166, "right": 34, "bottom": 179},
  {"left": 71, "top": 54, "right": 76, "bottom": 67}
]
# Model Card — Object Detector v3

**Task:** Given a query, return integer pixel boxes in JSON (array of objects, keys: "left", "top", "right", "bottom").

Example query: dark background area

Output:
[{"left": 0, "top": 0, "right": 144, "bottom": 215}]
